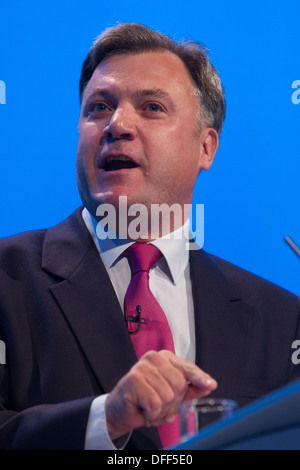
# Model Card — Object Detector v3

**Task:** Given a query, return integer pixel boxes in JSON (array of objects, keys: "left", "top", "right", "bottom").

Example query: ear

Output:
[{"left": 197, "top": 128, "right": 219, "bottom": 172}]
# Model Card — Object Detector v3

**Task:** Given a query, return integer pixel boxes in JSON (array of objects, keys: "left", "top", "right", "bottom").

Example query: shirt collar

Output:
[{"left": 82, "top": 207, "right": 190, "bottom": 285}]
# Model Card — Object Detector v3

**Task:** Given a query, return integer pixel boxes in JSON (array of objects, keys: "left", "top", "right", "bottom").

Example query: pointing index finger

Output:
[{"left": 168, "top": 354, "right": 218, "bottom": 391}]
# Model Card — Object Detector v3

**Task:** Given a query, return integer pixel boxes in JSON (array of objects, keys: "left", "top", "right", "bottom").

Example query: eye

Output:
[
  {"left": 145, "top": 103, "right": 164, "bottom": 113},
  {"left": 90, "top": 102, "right": 110, "bottom": 113}
]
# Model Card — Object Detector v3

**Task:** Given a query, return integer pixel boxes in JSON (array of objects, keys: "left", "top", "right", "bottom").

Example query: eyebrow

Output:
[
  {"left": 133, "top": 88, "right": 172, "bottom": 101},
  {"left": 84, "top": 89, "right": 114, "bottom": 104},
  {"left": 84, "top": 87, "right": 174, "bottom": 106}
]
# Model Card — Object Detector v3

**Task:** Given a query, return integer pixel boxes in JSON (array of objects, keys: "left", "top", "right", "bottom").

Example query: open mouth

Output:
[{"left": 101, "top": 155, "right": 139, "bottom": 172}]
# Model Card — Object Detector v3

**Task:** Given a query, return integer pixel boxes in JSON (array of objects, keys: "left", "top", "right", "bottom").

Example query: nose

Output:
[{"left": 103, "top": 105, "right": 137, "bottom": 141}]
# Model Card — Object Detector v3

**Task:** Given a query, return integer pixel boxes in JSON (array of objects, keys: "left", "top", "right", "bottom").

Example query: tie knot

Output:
[{"left": 127, "top": 243, "right": 161, "bottom": 274}]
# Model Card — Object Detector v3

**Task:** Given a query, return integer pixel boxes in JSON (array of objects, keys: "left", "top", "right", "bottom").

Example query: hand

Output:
[{"left": 105, "top": 350, "right": 217, "bottom": 442}]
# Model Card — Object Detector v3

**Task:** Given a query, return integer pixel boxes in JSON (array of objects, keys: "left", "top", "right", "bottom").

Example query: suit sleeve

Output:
[
  {"left": 0, "top": 396, "right": 95, "bottom": 449},
  {"left": 0, "top": 268, "right": 95, "bottom": 450}
]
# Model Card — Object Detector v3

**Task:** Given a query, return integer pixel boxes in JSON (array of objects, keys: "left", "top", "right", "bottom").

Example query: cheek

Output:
[
  {"left": 152, "top": 129, "right": 198, "bottom": 174},
  {"left": 77, "top": 124, "right": 102, "bottom": 172},
  {"left": 78, "top": 122, "right": 102, "bottom": 155},
  {"left": 148, "top": 125, "right": 182, "bottom": 158}
]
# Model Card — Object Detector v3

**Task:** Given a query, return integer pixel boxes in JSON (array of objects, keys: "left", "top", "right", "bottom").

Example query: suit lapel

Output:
[
  {"left": 42, "top": 208, "right": 137, "bottom": 393},
  {"left": 189, "top": 249, "right": 251, "bottom": 401},
  {"left": 42, "top": 208, "right": 161, "bottom": 448}
]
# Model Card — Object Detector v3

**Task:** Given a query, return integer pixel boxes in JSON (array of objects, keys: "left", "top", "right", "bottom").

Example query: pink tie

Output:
[{"left": 124, "top": 243, "right": 180, "bottom": 449}]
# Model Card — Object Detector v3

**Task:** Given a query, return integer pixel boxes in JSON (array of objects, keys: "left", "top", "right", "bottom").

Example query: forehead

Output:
[{"left": 82, "top": 50, "right": 197, "bottom": 101}]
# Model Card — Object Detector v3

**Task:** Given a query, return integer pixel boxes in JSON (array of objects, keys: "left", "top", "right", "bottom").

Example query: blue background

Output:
[{"left": 0, "top": 0, "right": 299, "bottom": 295}]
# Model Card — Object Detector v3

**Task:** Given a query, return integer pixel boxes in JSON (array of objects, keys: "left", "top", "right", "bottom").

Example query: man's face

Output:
[{"left": 77, "top": 50, "right": 217, "bottom": 220}]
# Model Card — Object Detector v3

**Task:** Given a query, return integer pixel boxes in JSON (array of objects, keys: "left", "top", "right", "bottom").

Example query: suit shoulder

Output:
[
  {"left": 210, "top": 253, "right": 299, "bottom": 305},
  {"left": 0, "top": 208, "right": 86, "bottom": 280},
  {"left": 0, "top": 229, "right": 47, "bottom": 275},
  {"left": 0, "top": 229, "right": 47, "bottom": 251}
]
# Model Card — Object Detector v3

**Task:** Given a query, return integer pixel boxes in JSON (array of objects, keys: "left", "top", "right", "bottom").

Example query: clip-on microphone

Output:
[{"left": 126, "top": 305, "right": 147, "bottom": 334}]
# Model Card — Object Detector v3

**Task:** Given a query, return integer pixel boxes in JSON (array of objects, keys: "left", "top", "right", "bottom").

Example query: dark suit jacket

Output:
[{"left": 0, "top": 207, "right": 299, "bottom": 449}]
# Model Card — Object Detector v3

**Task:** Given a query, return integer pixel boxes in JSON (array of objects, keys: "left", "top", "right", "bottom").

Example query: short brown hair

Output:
[{"left": 79, "top": 23, "right": 226, "bottom": 135}]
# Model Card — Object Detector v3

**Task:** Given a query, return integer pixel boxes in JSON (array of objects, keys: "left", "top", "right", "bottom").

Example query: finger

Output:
[
  {"left": 139, "top": 351, "right": 217, "bottom": 422},
  {"left": 106, "top": 366, "right": 171, "bottom": 438},
  {"left": 140, "top": 352, "right": 189, "bottom": 412},
  {"left": 167, "top": 353, "right": 218, "bottom": 392},
  {"left": 141, "top": 376, "right": 176, "bottom": 422},
  {"left": 139, "top": 350, "right": 218, "bottom": 419},
  {"left": 145, "top": 354, "right": 189, "bottom": 399},
  {"left": 125, "top": 359, "right": 178, "bottom": 425}
]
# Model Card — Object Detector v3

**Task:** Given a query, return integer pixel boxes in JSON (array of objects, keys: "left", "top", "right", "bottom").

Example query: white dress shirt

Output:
[{"left": 82, "top": 208, "right": 195, "bottom": 449}]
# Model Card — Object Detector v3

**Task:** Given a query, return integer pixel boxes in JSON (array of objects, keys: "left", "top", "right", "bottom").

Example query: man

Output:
[{"left": 0, "top": 23, "right": 299, "bottom": 450}]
